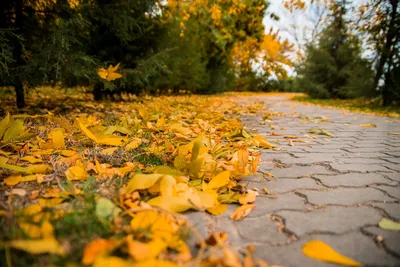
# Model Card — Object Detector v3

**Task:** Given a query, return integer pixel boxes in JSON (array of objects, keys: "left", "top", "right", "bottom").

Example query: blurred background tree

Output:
[
  {"left": 282, "top": 0, "right": 399, "bottom": 105},
  {"left": 297, "top": 0, "right": 374, "bottom": 99},
  {"left": 2, "top": 0, "right": 397, "bottom": 107}
]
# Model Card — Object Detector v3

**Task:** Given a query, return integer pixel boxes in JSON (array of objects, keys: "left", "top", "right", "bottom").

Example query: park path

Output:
[{"left": 189, "top": 95, "right": 400, "bottom": 266}]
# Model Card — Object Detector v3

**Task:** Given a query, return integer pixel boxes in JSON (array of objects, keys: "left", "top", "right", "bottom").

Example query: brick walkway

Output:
[{"left": 189, "top": 95, "right": 400, "bottom": 266}]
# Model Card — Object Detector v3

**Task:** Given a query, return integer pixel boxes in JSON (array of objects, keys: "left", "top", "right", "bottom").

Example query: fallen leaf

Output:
[
  {"left": 147, "top": 196, "right": 193, "bottom": 212},
  {"left": 92, "top": 256, "right": 131, "bottom": 267},
  {"left": 27, "top": 164, "right": 52, "bottom": 174},
  {"left": 98, "top": 137, "right": 128, "bottom": 146},
  {"left": 125, "top": 173, "right": 164, "bottom": 192},
  {"left": 96, "top": 198, "right": 122, "bottom": 221},
  {"left": 359, "top": 123, "right": 377, "bottom": 128},
  {"left": 378, "top": 218, "right": 400, "bottom": 231},
  {"left": 11, "top": 188, "right": 27, "bottom": 196},
  {"left": 239, "top": 190, "right": 258, "bottom": 205},
  {"left": 38, "top": 198, "right": 64, "bottom": 207},
  {"left": 207, "top": 204, "right": 227, "bottom": 215},
  {"left": 126, "top": 236, "right": 153, "bottom": 261},
  {"left": 48, "top": 128, "right": 66, "bottom": 149},
  {"left": 135, "top": 259, "right": 182, "bottom": 267},
  {"left": 101, "top": 147, "right": 118, "bottom": 156},
  {"left": 65, "top": 160, "right": 89, "bottom": 180},
  {"left": 284, "top": 135, "right": 298, "bottom": 139},
  {"left": 8, "top": 238, "right": 65, "bottom": 255},
  {"left": 252, "top": 135, "right": 274, "bottom": 149},
  {"left": 206, "top": 171, "right": 231, "bottom": 190},
  {"left": 302, "top": 240, "right": 363, "bottom": 266},
  {"left": 160, "top": 175, "right": 176, "bottom": 197},
  {"left": 20, "top": 156, "right": 43, "bottom": 163},
  {"left": 4, "top": 174, "right": 24, "bottom": 186},
  {"left": 230, "top": 204, "right": 255, "bottom": 220},
  {"left": 82, "top": 239, "right": 120, "bottom": 265}
]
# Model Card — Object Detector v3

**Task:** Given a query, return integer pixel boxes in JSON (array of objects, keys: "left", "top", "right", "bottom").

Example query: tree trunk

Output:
[
  {"left": 372, "top": 0, "right": 398, "bottom": 105},
  {"left": 14, "top": 0, "right": 25, "bottom": 108},
  {"left": 15, "top": 79, "right": 25, "bottom": 108}
]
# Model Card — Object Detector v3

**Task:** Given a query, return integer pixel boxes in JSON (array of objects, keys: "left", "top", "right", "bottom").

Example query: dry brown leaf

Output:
[{"left": 230, "top": 204, "right": 256, "bottom": 220}]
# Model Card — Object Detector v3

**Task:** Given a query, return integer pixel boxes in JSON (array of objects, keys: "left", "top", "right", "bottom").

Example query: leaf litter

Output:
[{"left": 0, "top": 93, "right": 283, "bottom": 266}]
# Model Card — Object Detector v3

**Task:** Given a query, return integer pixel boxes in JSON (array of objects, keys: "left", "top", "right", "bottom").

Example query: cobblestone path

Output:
[{"left": 189, "top": 95, "right": 400, "bottom": 267}]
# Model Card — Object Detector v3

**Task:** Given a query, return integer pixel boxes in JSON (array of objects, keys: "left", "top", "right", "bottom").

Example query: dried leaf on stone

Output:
[
  {"left": 359, "top": 124, "right": 376, "bottom": 128},
  {"left": 230, "top": 204, "right": 255, "bottom": 220}
]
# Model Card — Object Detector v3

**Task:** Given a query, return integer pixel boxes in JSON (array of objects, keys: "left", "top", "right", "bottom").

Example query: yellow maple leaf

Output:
[{"left": 97, "top": 63, "right": 123, "bottom": 81}]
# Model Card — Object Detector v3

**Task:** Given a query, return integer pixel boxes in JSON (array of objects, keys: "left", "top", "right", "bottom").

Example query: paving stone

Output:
[
  {"left": 236, "top": 216, "right": 290, "bottom": 243},
  {"left": 373, "top": 185, "right": 400, "bottom": 199},
  {"left": 343, "top": 147, "right": 389, "bottom": 153},
  {"left": 371, "top": 202, "right": 400, "bottom": 220},
  {"left": 258, "top": 161, "right": 276, "bottom": 171},
  {"left": 363, "top": 226, "right": 400, "bottom": 256},
  {"left": 382, "top": 163, "right": 400, "bottom": 172},
  {"left": 241, "top": 174, "right": 265, "bottom": 183},
  {"left": 276, "top": 206, "right": 381, "bottom": 236},
  {"left": 211, "top": 217, "right": 243, "bottom": 247},
  {"left": 234, "top": 95, "right": 400, "bottom": 264},
  {"left": 253, "top": 232, "right": 400, "bottom": 267},
  {"left": 270, "top": 165, "right": 334, "bottom": 178},
  {"left": 380, "top": 157, "right": 400, "bottom": 165},
  {"left": 248, "top": 178, "right": 323, "bottom": 194},
  {"left": 384, "top": 151, "right": 400, "bottom": 157},
  {"left": 300, "top": 146, "right": 345, "bottom": 153},
  {"left": 339, "top": 158, "right": 389, "bottom": 164},
  {"left": 329, "top": 162, "right": 392, "bottom": 173},
  {"left": 185, "top": 211, "right": 209, "bottom": 253},
  {"left": 304, "top": 188, "right": 393, "bottom": 205},
  {"left": 344, "top": 152, "right": 392, "bottom": 158},
  {"left": 248, "top": 193, "right": 309, "bottom": 217},
  {"left": 281, "top": 155, "right": 339, "bottom": 165},
  {"left": 384, "top": 173, "right": 400, "bottom": 182},
  {"left": 313, "top": 173, "right": 393, "bottom": 187}
]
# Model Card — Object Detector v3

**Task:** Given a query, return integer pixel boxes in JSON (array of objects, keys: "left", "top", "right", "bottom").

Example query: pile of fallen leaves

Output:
[{"left": 0, "top": 92, "right": 279, "bottom": 267}]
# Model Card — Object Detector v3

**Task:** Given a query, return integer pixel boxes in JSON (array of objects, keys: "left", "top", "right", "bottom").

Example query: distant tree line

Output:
[
  {"left": 277, "top": 0, "right": 399, "bottom": 105},
  {"left": 0, "top": 0, "right": 294, "bottom": 107}
]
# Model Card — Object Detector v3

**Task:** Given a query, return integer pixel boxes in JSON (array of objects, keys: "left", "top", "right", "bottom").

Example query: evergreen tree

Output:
[
  {"left": 0, "top": 0, "right": 97, "bottom": 108},
  {"left": 297, "top": 0, "right": 374, "bottom": 99}
]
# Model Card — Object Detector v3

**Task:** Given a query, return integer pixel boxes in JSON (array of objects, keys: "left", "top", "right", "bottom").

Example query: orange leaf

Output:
[
  {"left": 230, "top": 204, "right": 255, "bottom": 220},
  {"left": 82, "top": 239, "right": 120, "bottom": 265}
]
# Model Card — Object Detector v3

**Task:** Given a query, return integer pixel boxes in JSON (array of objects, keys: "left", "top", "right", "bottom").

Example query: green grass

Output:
[{"left": 292, "top": 96, "right": 400, "bottom": 118}]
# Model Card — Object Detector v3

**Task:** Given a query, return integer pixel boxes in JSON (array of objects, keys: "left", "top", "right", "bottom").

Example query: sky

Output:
[
  {"left": 264, "top": 0, "right": 368, "bottom": 52},
  {"left": 263, "top": 0, "right": 369, "bottom": 74}
]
